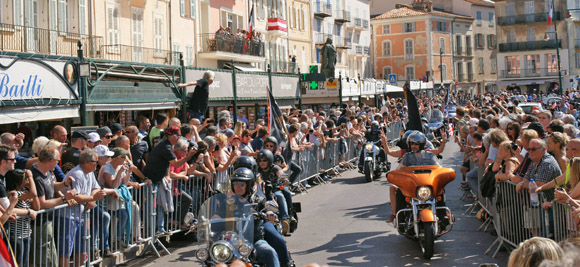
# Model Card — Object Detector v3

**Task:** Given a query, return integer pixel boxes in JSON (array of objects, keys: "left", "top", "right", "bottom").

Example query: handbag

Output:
[{"left": 480, "top": 164, "right": 497, "bottom": 198}]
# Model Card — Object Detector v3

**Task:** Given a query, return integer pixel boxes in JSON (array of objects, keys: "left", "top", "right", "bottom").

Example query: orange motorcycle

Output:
[{"left": 387, "top": 165, "right": 456, "bottom": 259}]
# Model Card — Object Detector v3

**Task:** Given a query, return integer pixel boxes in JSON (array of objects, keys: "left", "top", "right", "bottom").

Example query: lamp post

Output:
[{"left": 545, "top": 0, "right": 563, "bottom": 96}]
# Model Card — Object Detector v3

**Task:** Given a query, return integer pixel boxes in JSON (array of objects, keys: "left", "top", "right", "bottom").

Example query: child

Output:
[{"left": 5, "top": 169, "right": 40, "bottom": 267}]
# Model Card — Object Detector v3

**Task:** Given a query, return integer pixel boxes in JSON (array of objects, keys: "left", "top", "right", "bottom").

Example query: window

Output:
[
  {"left": 79, "top": 0, "right": 87, "bottom": 35},
  {"left": 507, "top": 29, "right": 516, "bottom": 43},
  {"left": 405, "top": 66, "right": 414, "bottom": 80},
  {"left": 441, "top": 65, "right": 447, "bottom": 81},
  {"left": 180, "top": 0, "right": 185, "bottom": 16},
  {"left": 106, "top": 3, "right": 120, "bottom": 49},
  {"left": 131, "top": 8, "right": 144, "bottom": 61},
  {"left": 491, "top": 57, "right": 497, "bottom": 73},
  {"left": 383, "top": 24, "right": 390, "bottom": 34},
  {"left": 382, "top": 41, "right": 391, "bottom": 56},
  {"left": 478, "top": 57, "right": 484, "bottom": 74},
  {"left": 403, "top": 22, "right": 415, "bottom": 33},
  {"left": 190, "top": 0, "right": 196, "bottom": 18},
  {"left": 257, "top": 0, "right": 264, "bottom": 19},
  {"left": 154, "top": 14, "right": 164, "bottom": 53},
  {"left": 576, "top": 53, "right": 580, "bottom": 68},
  {"left": 186, "top": 46, "right": 193, "bottom": 66},
  {"left": 526, "top": 54, "right": 540, "bottom": 73},
  {"left": 13, "top": 0, "right": 22, "bottom": 26},
  {"left": 58, "top": 0, "right": 68, "bottom": 32},
  {"left": 436, "top": 21, "right": 447, "bottom": 32},
  {"left": 489, "top": 12, "right": 494, "bottom": 27},
  {"left": 546, "top": 54, "right": 558, "bottom": 73},
  {"left": 526, "top": 28, "right": 535, "bottom": 42},
  {"left": 404, "top": 39, "right": 413, "bottom": 60},
  {"left": 221, "top": 10, "right": 243, "bottom": 32},
  {"left": 475, "top": 33, "right": 484, "bottom": 48},
  {"left": 506, "top": 56, "right": 520, "bottom": 75},
  {"left": 456, "top": 35, "right": 462, "bottom": 52},
  {"left": 383, "top": 66, "right": 392, "bottom": 78},
  {"left": 173, "top": 43, "right": 180, "bottom": 65},
  {"left": 476, "top": 11, "right": 482, "bottom": 25},
  {"left": 487, "top": 34, "right": 496, "bottom": 49},
  {"left": 440, "top": 38, "right": 445, "bottom": 53}
]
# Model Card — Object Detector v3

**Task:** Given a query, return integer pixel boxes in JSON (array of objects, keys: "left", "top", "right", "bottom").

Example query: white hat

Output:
[
  {"left": 95, "top": 145, "right": 114, "bottom": 157},
  {"left": 469, "top": 118, "right": 479, "bottom": 126},
  {"left": 88, "top": 132, "right": 101, "bottom": 143}
]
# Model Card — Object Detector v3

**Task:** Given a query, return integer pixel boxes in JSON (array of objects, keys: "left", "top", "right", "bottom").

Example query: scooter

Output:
[{"left": 387, "top": 165, "right": 456, "bottom": 260}]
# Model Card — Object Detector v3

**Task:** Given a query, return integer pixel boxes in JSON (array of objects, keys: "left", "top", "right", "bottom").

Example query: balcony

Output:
[
  {"left": 198, "top": 33, "right": 265, "bottom": 62},
  {"left": 356, "top": 45, "right": 363, "bottom": 55},
  {"left": 314, "top": 2, "right": 333, "bottom": 18},
  {"left": 334, "top": 36, "right": 350, "bottom": 49},
  {"left": 468, "top": 73, "right": 474, "bottom": 82},
  {"left": 364, "top": 46, "right": 370, "bottom": 56},
  {"left": 354, "top": 18, "right": 363, "bottom": 30},
  {"left": 315, "top": 33, "right": 333, "bottom": 45},
  {"left": 344, "top": 37, "right": 352, "bottom": 47},
  {"left": 363, "top": 19, "right": 369, "bottom": 29},
  {"left": 98, "top": 45, "right": 180, "bottom": 65},
  {"left": 0, "top": 23, "right": 102, "bottom": 58},
  {"left": 498, "top": 68, "right": 563, "bottom": 79},
  {"left": 455, "top": 46, "right": 463, "bottom": 55},
  {"left": 267, "top": 59, "right": 298, "bottom": 73},
  {"left": 335, "top": 10, "right": 351, "bottom": 23},
  {"left": 499, "top": 40, "right": 561, "bottom": 52},
  {"left": 497, "top": 12, "right": 561, "bottom": 26},
  {"left": 466, "top": 46, "right": 473, "bottom": 56},
  {"left": 267, "top": 14, "right": 288, "bottom": 37}
]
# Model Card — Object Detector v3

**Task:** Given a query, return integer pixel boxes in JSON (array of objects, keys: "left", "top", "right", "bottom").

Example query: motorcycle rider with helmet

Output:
[
  {"left": 263, "top": 136, "right": 302, "bottom": 186},
  {"left": 358, "top": 121, "right": 387, "bottom": 172},
  {"left": 257, "top": 149, "right": 293, "bottom": 235}
]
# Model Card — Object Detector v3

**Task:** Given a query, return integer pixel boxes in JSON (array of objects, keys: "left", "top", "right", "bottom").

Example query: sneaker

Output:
[
  {"left": 305, "top": 184, "right": 312, "bottom": 188},
  {"left": 385, "top": 214, "right": 396, "bottom": 223},
  {"left": 281, "top": 219, "right": 290, "bottom": 235},
  {"left": 290, "top": 192, "right": 296, "bottom": 196},
  {"left": 156, "top": 228, "right": 168, "bottom": 235}
]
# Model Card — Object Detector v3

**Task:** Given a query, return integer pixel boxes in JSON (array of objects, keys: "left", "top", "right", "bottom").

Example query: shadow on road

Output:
[{"left": 343, "top": 202, "right": 390, "bottom": 221}]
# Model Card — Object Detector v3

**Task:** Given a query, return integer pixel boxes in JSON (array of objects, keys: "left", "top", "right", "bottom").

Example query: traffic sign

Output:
[{"left": 388, "top": 74, "right": 397, "bottom": 84}]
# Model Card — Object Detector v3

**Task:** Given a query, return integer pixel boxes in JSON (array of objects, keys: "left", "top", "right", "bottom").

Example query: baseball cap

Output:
[
  {"left": 95, "top": 145, "right": 114, "bottom": 157},
  {"left": 87, "top": 132, "right": 101, "bottom": 143},
  {"left": 223, "top": 129, "right": 235, "bottom": 138},
  {"left": 96, "top": 126, "right": 112, "bottom": 137},
  {"left": 71, "top": 131, "right": 89, "bottom": 140},
  {"left": 111, "top": 147, "right": 129, "bottom": 158},
  {"left": 110, "top": 123, "right": 123, "bottom": 134},
  {"left": 469, "top": 118, "right": 479, "bottom": 126}
]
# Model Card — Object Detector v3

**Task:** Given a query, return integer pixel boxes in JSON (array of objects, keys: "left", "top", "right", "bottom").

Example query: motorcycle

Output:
[
  {"left": 362, "top": 140, "right": 389, "bottom": 182},
  {"left": 195, "top": 193, "right": 258, "bottom": 266},
  {"left": 272, "top": 176, "right": 301, "bottom": 234},
  {"left": 387, "top": 165, "right": 456, "bottom": 260}
]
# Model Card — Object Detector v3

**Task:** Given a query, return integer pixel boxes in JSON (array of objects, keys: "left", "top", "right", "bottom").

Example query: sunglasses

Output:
[
  {"left": 105, "top": 135, "right": 113, "bottom": 139},
  {"left": 3, "top": 158, "right": 16, "bottom": 162},
  {"left": 258, "top": 159, "right": 269, "bottom": 163},
  {"left": 507, "top": 127, "right": 514, "bottom": 130},
  {"left": 264, "top": 144, "right": 275, "bottom": 148},
  {"left": 409, "top": 142, "right": 420, "bottom": 146}
]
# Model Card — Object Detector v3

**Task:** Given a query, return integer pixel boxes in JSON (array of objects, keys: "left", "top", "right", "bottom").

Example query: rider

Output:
[
  {"left": 358, "top": 121, "right": 386, "bottom": 172},
  {"left": 263, "top": 136, "right": 302, "bottom": 186},
  {"left": 230, "top": 167, "right": 293, "bottom": 267},
  {"left": 257, "top": 149, "right": 293, "bottom": 236}
]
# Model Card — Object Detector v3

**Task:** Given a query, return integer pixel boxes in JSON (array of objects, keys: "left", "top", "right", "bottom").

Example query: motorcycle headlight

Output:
[
  {"left": 238, "top": 243, "right": 253, "bottom": 257},
  {"left": 365, "top": 144, "right": 373, "bottom": 151},
  {"left": 416, "top": 186, "right": 432, "bottom": 201},
  {"left": 196, "top": 248, "right": 209, "bottom": 261},
  {"left": 210, "top": 241, "right": 234, "bottom": 263}
]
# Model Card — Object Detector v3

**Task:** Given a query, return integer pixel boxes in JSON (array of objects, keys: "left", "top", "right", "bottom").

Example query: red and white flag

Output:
[
  {"left": 547, "top": 1, "right": 553, "bottom": 25},
  {"left": 248, "top": 5, "right": 254, "bottom": 39}
]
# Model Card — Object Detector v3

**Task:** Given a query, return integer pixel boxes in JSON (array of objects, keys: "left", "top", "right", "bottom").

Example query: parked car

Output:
[
  {"left": 543, "top": 96, "right": 563, "bottom": 108},
  {"left": 518, "top": 102, "right": 543, "bottom": 114}
]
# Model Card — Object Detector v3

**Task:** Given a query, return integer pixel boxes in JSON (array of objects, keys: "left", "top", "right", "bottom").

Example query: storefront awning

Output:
[
  {"left": 0, "top": 105, "right": 79, "bottom": 124},
  {"left": 87, "top": 102, "right": 179, "bottom": 112},
  {"left": 386, "top": 84, "right": 404, "bottom": 93}
]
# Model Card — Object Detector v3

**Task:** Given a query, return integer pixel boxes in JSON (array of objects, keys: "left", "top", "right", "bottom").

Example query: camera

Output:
[{"left": 309, "top": 129, "right": 314, "bottom": 133}]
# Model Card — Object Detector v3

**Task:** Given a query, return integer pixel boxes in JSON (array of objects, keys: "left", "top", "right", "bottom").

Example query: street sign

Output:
[
  {"left": 388, "top": 74, "right": 397, "bottom": 84},
  {"left": 302, "top": 73, "right": 327, "bottom": 82}
]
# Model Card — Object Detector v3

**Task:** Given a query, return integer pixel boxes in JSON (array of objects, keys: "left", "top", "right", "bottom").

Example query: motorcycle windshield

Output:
[
  {"left": 429, "top": 110, "right": 444, "bottom": 123},
  {"left": 198, "top": 193, "right": 255, "bottom": 246}
]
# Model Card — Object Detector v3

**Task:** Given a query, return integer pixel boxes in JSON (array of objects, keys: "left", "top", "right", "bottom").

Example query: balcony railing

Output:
[
  {"left": 497, "top": 12, "right": 561, "bottom": 26},
  {"left": 315, "top": 33, "right": 333, "bottom": 45},
  {"left": 499, "top": 39, "right": 561, "bottom": 52},
  {"left": 498, "top": 68, "right": 563, "bottom": 78},
  {"left": 466, "top": 46, "right": 473, "bottom": 56},
  {"left": 334, "top": 36, "right": 350, "bottom": 49},
  {"left": 199, "top": 33, "right": 265, "bottom": 57},
  {"left": 457, "top": 74, "right": 465, "bottom": 82},
  {"left": 335, "top": 10, "right": 351, "bottom": 23},
  {"left": 99, "top": 45, "right": 181, "bottom": 65},
  {"left": 468, "top": 73, "right": 474, "bottom": 82},
  {"left": 314, "top": 2, "right": 333, "bottom": 17},
  {"left": 0, "top": 23, "right": 102, "bottom": 58},
  {"left": 456, "top": 46, "right": 463, "bottom": 55},
  {"left": 345, "top": 38, "right": 352, "bottom": 47},
  {"left": 355, "top": 18, "right": 362, "bottom": 28},
  {"left": 356, "top": 45, "right": 363, "bottom": 55},
  {"left": 364, "top": 46, "right": 370, "bottom": 55},
  {"left": 267, "top": 59, "right": 298, "bottom": 73},
  {"left": 363, "top": 19, "right": 369, "bottom": 29}
]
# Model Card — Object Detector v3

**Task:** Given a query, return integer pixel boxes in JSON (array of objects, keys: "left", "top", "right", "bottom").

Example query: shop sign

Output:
[{"left": 0, "top": 57, "right": 78, "bottom": 101}]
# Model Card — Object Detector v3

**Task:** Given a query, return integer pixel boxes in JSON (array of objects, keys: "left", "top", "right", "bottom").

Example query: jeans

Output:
[
  {"left": 11, "top": 237, "right": 30, "bottom": 267},
  {"left": 467, "top": 167, "right": 479, "bottom": 193},
  {"left": 273, "top": 191, "right": 289, "bottom": 219},
  {"left": 254, "top": 240, "right": 280, "bottom": 267},
  {"left": 173, "top": 182, "right": 193, "bottom": 226},
  {"left": 156, "top": 205, "right": 166, "bottom": 232},
  {"left": 109, "top": 208, "right": 129, "bottom": 242},
  {"left": 92, "top": 206, "right": 111, "bottom": 250},
  {"left": 288, "top": 162, "right": 302, "bottom": 185},
  {"left": 263, "top": 222, "right": 290, "bottom": 265},
  {"left": 281, "top": 187, "right": 293, "bottom": 216}
]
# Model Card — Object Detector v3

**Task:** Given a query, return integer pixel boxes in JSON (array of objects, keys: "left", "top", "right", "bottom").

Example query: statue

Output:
[{"left": 320, "top": 37, "right": 337, "bottom": 78}]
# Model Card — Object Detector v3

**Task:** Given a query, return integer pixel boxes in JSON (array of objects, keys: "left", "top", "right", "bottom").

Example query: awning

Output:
[
  {"left": 301, "top": 96, "right": 340, "bottom": 105},
  {"left": 224, "top": 62, "right": 263, "bottom": 72},
  {"left": 386, "top": 84, "right": 404, "bottom": 93},
  {"left": 0, "top": 105, "right": 79, "bottom": 125},
  {"left": 87, "top": 102, "right": 179, "bottom": 112}
]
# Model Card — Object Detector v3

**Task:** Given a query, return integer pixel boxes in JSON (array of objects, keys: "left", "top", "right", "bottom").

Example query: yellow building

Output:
[{"left": 287, "top": 0, "right": 313, "bottom": 73}]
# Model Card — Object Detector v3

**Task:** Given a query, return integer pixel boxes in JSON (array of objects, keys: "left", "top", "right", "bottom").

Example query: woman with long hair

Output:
[
  {"left": 505, "top": 122, "right": 521, "bottom": 142},
  {"left": 547, "top": 132, "right": 569, "bottom": 173},
  {"left": 233, "top": 121, "right": 247, "bottom": 137}
]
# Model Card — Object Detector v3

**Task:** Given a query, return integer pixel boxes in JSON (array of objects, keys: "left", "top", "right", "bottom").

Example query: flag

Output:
[
  {"left": 403, "top": 80, "right": 422, "bottom": 132},
  {"left": 444, "top": 83, "right": 450, "bottom": 117},
  {"left": 267, "top": 86, "right": 287, "bottom": 148},
  {"left": 248, "top": 5, "right": 254, "bottom": 39},
  {"left": 547, "top": 1, "right": 553, "bottom": 26},
  {"left": 0, "top": 224, "right": 17, "bottom": 267}
]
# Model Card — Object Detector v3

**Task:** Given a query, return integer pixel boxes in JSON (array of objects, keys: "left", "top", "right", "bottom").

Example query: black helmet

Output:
[
  {"left": 407, "top": 131, "right": 427, "bottom": 150},
  {"left": 257, "top": 149, "right": 274, "bottom": 167},
  {"left": 402, "top": 130, "right": 414, "bottom": 143},
  {"left": 264, "top": 136, "right": 279, "bottom": 152},
  {"left": 233, "top": 156, "right": 257, "bottom": 174},
  {"left": 230, "top": 167, "right": 255, "bottom": 197},
  {"left": 371, "top": 121, "right": 379, "bottom": 129}
]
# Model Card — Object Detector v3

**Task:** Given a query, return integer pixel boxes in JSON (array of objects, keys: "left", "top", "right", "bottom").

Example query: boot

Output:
[{"left": 281, "top": 218, "right": 290, "bottom": 236}]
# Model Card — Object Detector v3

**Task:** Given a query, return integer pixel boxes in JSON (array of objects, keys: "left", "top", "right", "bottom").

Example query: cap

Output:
[
  {"left": 469, "top": 118, "right": 479, "bottom": 126},
  {"left": 87, "top": 132, "right": 101, "bottom": 143},
  {"left": 110, "top": 123, "right": 123, "bottom": 134},
  {"left": 233, "top": 135, "right": 241, "bottom": 141},
  {"left": 95, "top": 145, "right": 114, "bottom": 157},
  {"left": 223, "top": 128, "right": 235, "bottom": 138},
  {"left": 111, "top": 147, "right": 129, "bottom": 158},
  {"left": 164, "top": 126, "right": 181, "bottom": 136},
  {"left": 525, "top": 122, "right": 545, "bottom": 137},
  {"left": 71, "top": 131, "right": 89, "bottom": 140},
  {"left": 96, "top": 126, "right": 112, "bottom": 137}
]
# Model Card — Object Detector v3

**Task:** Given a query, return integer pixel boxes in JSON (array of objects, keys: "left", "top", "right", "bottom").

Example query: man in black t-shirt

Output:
[
  {"left": 61, "top": 131, "right": 88, "bottom": 173},
  {"left": 0, "top": 144, "right": 17, "bottom": 209},
  {"left": 178, "top": 71, "right": 215, "bottom": 121}
]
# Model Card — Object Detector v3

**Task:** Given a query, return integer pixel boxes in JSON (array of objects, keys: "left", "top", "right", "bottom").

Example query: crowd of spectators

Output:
[{"left": 214, "top": 26, "right": 264, "bottom": 56}]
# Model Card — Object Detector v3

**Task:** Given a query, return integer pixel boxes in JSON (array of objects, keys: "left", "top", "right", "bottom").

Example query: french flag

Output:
[
  {"left": 547, "top": 1, "right": 553, "bottom": 26},
  {"left": 248, "top": 5, "right": 254, "bottom": 39}
]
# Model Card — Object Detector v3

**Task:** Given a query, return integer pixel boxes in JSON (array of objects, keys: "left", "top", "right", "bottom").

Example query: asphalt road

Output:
[{"left": 126, "top": 142, "right": 509, "bottom": 267}]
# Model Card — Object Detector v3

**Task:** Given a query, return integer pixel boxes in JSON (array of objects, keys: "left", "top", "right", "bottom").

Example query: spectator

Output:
[
  {"left": 168, "top": 117, "right": 182, "bottom": 128},
  {"left": 61, "top": 131, "right": 89, "bottom": 173},
  {"left": 125, "top": 126, "right": 149, "bottom": 173},
  {"left": 108, "top": 123, "right": 124, "bottom": 149},
  {"left": 547, "top": 132, "right": 569, "bottom": 173},
  {"left": 538, "top": 110, "right": 552, "bottom": 131},
  {"left": 1, "top": 132, "right": 38, "bottom": 169},
  {"left": 168, "top": 139, "right": 194, "bottom": 229},
  {"left": 563, "top": 124, "right": 580, "bottom": 139},
  {"left": 237, "top": 109, "right": 249, "bottom": 125},
  {"left": 507, "top": 237, "right": 563, "bottom": 267},
  {"left": 233, "top": 121, "right": 246, "bottom": 137},
  {"left": 97, "top": 126, "right": 113, "bottom": 147},
  {"left": 51, "top": 125, "right": 68, "bottom": 144},
  {"left": 87, "top": 132, "right": 101, "bottom": 149},
  {"left": 58, "top": 149, "right": 118, "bottom": 265},
  {"left": 149, "top": 113, "right": 169, "bottom": 146},
  {"left": 181, "top": 124, "right": 200, "bottom": 144},
  {"left": 135, "top": 115, "right": 151, "bottom": 141},
  {"left": 213, "top": 133, "right": 239, "bottom": 192},
  {"left": 178, "top": 71, "right": 215, "bottom": 121},
  {"left": 505, "top": 122, "right": 521, "bottom": 142},
  {"left": 239, "top": 130, "right": 256, "bottom": 157}
]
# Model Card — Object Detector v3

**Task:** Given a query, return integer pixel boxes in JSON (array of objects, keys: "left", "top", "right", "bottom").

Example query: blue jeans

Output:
[
  {"left": 467, "top": 167, "right": 479, "bottom": 193},
  {"left": 281, "top": 187, "right": 293, "bottom": 216},
  {"left": 263, "top": 222, "right": 290, "bottom": 265},
  {"left": 157, "top": 205, "right": 166, "bottom": 232},
  {"left": 273, "top": 191, "right": 289, "bottom": 219},
  {"left": 109, "top": 208, "right": 129, "bottom": 241},
  {"left": 254, "top": 240, "right": 279, "bottom": 267},
  {"left": 92, "top": 206, "right": 111, "bottom": 250},
  {"left": 11, "top": 237, "right": 30, "bottom": 267}
]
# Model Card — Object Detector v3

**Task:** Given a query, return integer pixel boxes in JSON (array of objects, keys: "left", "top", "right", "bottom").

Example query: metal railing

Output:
[
  {"left": 499, "top": 39, "right": 561, "bottom": 52},
  {"left": 363, "top": 19, "right": 369, "bottom": 29},
  {"left": 99, "top": 44, "right": 181, "bottom": 65},
  {"left": 198, "top": 33, "right": 265, "bottom": 57},
  {"left": 499, "top": 68, "right": 563, "bottom": 78},
  {"left": 0, "top": 23, "right": 103, "bottom": 58},
  {"left": 267, "top": 59, "right": 298, "bottom": 73},
  {"left": 468, "top": 73, "right": 474, "bottom": 82},
  {"left": 497, "top": 12, "right": 561, "bottom": 25},
  {"left": 335, "top": 10, "right": 351, "bottom": 22},
  {"left": 364, "top": 46, "right": 370, "bottom": 56},
  {"left": 356, "top": 45, "right": 363, "bottom": 55},
  {"left": 314, "top": 2, "right": 332, "bottom": 17},
  {"left": 355, "top": 18, "right": 362, "bottom": 28},
  {"left": 456, "top": 46, "right": 463, "bottom": 55},
  {"left": 466, "top": 46, "right": 473, "bottom": 56}
]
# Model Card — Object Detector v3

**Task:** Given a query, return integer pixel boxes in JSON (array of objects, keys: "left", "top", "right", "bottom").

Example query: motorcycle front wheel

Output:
[
  {"left": 364, "top": 161, "right": 372, "bottom": 182},
  {"left": 420, "top": 222, "right": 435, "bottom": 260}
]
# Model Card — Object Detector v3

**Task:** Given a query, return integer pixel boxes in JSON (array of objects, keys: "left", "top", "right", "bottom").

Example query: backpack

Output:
[{"left": 480, "top": 164, "right": 497, "bottom": 198}]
